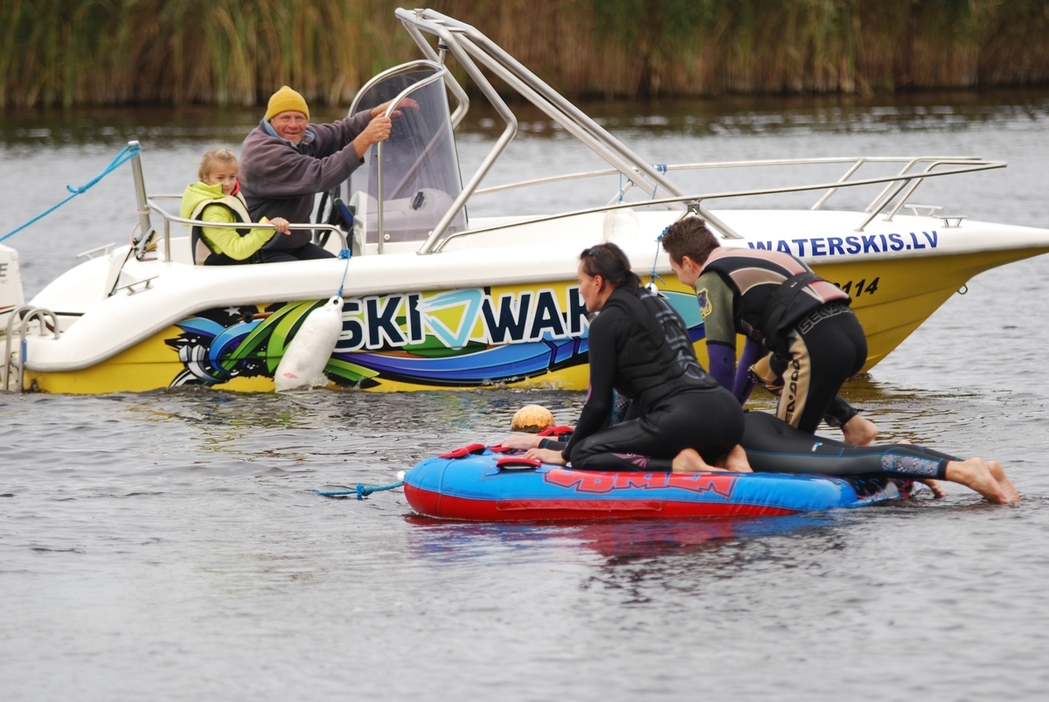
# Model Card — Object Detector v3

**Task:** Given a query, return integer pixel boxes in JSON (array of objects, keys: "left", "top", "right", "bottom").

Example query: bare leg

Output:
[
  {"left": 944, "top": 457, "right": 1013, "bottom": 504},
  {"left": 842, "top": 414, "right": 878, "bottom": 446},
  {"left": 986, "top": 460, "right": 1022, "bottom": 503},
  {"left": 672, "top": 448, "right": 729, "bottom": 474}
]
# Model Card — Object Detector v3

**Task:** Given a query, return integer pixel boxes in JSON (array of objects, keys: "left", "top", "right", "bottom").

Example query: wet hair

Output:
[
  {"left": 660, "top": 217, "right": 721, "bottom": 266},
  {"left": 579, "top": 242, "right": 639, "bottom": 290},
  {"left": 198, "top": 147, "right": 238, "bottom": 181}
]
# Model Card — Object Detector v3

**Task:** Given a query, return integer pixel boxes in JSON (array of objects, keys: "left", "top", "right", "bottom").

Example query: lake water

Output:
[{"left": 3, "top": 91, "right": 1049, "bottom": 700}]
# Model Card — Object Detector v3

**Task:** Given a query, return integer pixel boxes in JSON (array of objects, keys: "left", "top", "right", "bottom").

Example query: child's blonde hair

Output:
[{"left": 198, "top": 147, "right": 238, "bottom": 181}]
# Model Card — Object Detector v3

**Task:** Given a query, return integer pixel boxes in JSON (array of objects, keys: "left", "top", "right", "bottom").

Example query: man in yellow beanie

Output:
[{"left": 238, "top": 85, "right": 396, "bottom": 262}]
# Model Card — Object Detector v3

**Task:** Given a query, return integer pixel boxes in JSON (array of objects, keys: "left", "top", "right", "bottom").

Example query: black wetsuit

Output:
[
  {"left": 542, "top": 411, "right": 957, "bottom": 480},
  {"left": 741, "top": 412, "right": 956, "bottom": 479},
  {"left": 560, "top": 281, "right": 744, "bottom": 471}
]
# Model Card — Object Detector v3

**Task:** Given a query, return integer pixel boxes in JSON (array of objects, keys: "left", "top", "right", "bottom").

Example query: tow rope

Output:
[
  {"left": 1, "top": 144, "right": 140, "bottom": 243},
  {"left": 315, "top": 481, "right": 404, "bottom": 500}
]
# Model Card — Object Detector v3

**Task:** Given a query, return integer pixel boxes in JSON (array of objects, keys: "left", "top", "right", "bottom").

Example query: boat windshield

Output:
[{"left": 348, "top": 67, "right": 466, "bottom": 245}]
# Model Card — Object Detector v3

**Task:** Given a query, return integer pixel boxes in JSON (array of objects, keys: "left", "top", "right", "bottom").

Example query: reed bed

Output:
[{"left": 4, "top": 0, "right": 1049, "bottom": 110}]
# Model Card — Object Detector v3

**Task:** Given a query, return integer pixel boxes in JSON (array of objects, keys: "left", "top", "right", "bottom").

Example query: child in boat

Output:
[{"left": 180, "top": 147, "right": 292, "bottom": 265}]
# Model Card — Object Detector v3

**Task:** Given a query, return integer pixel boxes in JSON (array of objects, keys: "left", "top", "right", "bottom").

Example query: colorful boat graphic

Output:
[{"left": 164, "top": 284, "right": 704, "bottom": 390}]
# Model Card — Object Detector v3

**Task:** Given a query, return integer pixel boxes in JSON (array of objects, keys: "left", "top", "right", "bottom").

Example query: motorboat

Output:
[{"left": 3, "top": 8, "right": 1049, "bottom": 394}]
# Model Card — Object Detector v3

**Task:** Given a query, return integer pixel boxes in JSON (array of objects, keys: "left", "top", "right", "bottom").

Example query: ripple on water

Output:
[{"left": 5, "top": 102, "right": 1049, "bottom": 700}]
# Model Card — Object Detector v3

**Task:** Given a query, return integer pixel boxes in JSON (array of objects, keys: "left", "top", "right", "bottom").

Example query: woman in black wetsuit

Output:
[
  {"left": 504, "top": 247, "right": 1018, "bottom": 502},
  {"left": 513, "top": 408, "right": 1019, "bottom": 503},
  {"left": 739, "top": 412, "right": 1019, "bottom": 504},
  {"left": 520, "top": 243, "right": 748, "bottom": 472}
]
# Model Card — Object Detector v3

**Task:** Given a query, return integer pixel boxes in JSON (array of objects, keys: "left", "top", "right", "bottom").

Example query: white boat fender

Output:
[
  {"left": 601, "top": 207, "right": 639, "bottom": 243},
  {"left": 274, "top": 296, "right": 344, "bottom": 391}
]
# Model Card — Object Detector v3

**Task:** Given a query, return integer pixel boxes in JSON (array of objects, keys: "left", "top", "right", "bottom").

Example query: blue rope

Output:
[
  {"left": 316, "top": 481, "right": 404, "bottom": 500},
  {"left": 0, "top": 144, "right": 141, "bottom": 244},
  {"left": 649, "top": 226, "right": 668, "bottom": 288},
  {"left": 336, "top": 247, "right": 351, "bottom": 297},
  {"left": 651, "top": 164, "right": 667, "bottom": 201},
  {"left": 617, "top": 165, "right": 666, "bottom": 204}
]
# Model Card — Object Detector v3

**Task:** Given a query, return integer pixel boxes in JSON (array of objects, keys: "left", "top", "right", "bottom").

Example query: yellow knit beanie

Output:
[{"left": 265, "top": 86, "right": 310, "bottom": 122}]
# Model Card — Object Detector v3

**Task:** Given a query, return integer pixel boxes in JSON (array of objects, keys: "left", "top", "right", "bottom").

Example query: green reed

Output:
[{"left": 3, "top": 0, "right": 1049, "bottom": 110}]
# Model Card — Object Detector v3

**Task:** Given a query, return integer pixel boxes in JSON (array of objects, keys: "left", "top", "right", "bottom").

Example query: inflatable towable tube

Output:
[{"left": 403, "top": 446, "right": 920, "bottom": 522}]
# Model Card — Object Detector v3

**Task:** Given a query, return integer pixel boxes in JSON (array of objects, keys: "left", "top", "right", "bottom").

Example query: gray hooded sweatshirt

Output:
[{"left": 239, "top": 110, "right": 372, "bottom": 248}]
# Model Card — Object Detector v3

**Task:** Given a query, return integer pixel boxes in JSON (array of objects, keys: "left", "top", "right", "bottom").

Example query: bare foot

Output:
[
  {"left": 842, "top": 414, "right": 878, "bottom": 446},
  {"left": 717, "top": 444, "right": 753, "bottom": 473},
  {"left": 672, "top": 448, "right": 728, "bottom": 473},
  {"left": 945, "top": 457, "right": 1012, "bottom": 504},
  {"left": 986, "top": 460, "right": 1022, "bottom": 503},
  {"left": 919, "top": 479, "right": 947, "bottom": 498}
]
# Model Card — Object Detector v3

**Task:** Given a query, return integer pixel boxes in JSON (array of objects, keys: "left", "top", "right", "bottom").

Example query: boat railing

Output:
[
  {"left": 470, "top": 155, "right": 996, "bottom": 209},
  {"left": 422, "top": 155, "right": 1005, "bottom": 252},
  {"left": 120, "top": 10, "right": 1011, "bottom": 260},
  {"left": 394, "top": 10, "right": 1004, "bottom": 254},
  {"left": 134, "top": 150, "right": 1001, "bottom": 259},
  {"left": 76, "top": 243, "right": 116, "bottom": 260},
  {"left": 2, "top": 306, "right": 59, "bottom": 392},
  {"left": 400, "top": 7, "right": 686, "bottom": 257},
  {"left": 349, "top": 59, "right": 469, "bottom": 130},
  {"left": 144, "top": 195, "right": 349, "bottom": 264}
]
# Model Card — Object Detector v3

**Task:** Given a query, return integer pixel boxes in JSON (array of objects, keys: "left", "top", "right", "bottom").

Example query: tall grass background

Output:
[{"left": 4, "top": 0, "right": 1049, "bottom": 110}]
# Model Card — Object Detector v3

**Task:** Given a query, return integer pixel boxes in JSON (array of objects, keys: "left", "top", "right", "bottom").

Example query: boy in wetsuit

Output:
[{"left": 660, "top": 216, "right": 878, "bottom": 446}]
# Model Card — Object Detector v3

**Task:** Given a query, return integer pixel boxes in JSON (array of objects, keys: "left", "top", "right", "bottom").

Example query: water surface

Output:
[{"left": 2, "top": 93, "right": 1049, "bottom": 700}]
